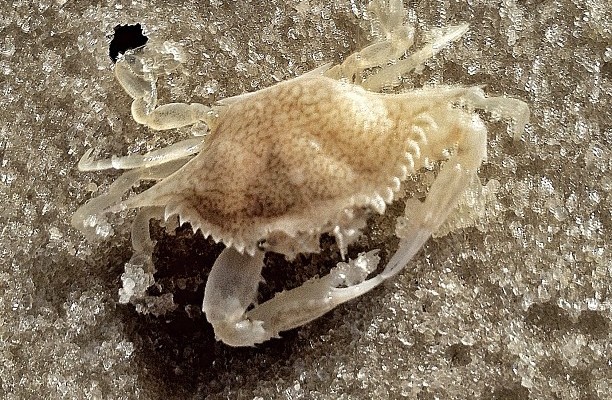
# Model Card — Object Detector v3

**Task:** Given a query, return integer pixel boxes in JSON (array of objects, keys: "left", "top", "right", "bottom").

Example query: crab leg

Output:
[
  {"left": 381, "top": 113, "right": 487, "bottom": 278},
  {"left": 78, "top": 137, "right": 204, "bottom": 171},
  {"left": 362, "top": 23, "right": 469, "bottom": 91},
  {"left": 202, "top": 247, "right": 381, "bottom": 347},
  {"left": 114, "top": 55, "right": 214, "bottom": 131},
  {"left": 461, "top": 90, "right": 530, "bottom": 141},
  {"left": 76, "top": 52, "right": 217, "bottom": 173},
  {"left": 325, "top": 0, "right": 414, "bottom": 80},
  {"left": 202, "top": 248, "right": 269, "bottom": 347},
  {"left": 116, "top": 206, "right": 164, "bottom": 304},
  {"left": 71, "top": 159, "right": 187, "bottom": 237},
  {"left": 381, "top": 91, "right": 529, "bottom": 273}
]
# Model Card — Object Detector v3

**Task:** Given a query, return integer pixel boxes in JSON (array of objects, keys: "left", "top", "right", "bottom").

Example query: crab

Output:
[{"left": 72, "top": 0, "right": 529, "bottom": 347}]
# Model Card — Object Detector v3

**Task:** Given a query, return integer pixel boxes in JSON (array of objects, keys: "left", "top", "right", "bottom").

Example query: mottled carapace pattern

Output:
[
  {"left": 72, "top": 0, "right": 529, "bottom": 348},
  {"left": 125, "top": 74, "right": 437, "bottom": 254}
]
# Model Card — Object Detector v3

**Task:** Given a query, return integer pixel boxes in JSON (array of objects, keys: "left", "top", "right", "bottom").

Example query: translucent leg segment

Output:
[
  {"left": 362, "top": 24, "right": 469, "bottom": 91},
  {"left": 202, "top": 247, "right": 380, "bottom": 347},
  {"left": 114, "top": 55, "right": 213, "bottom": 131},
  {"left": 71, "top": 159, "right": 188, "bottom": 239},
  {"left": 78, "top": 137, "right": 203, "bottom": 171},
  {"left": 325, "top": 0, "right": 415, "bottom": 80}
]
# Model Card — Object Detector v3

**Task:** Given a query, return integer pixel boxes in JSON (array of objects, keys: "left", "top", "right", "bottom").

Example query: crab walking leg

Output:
[
  {"left": 368, "top": 0, "right": 408, "bottom": 37},
  {"left": 115, "top": 55, "right": 213, "bottom": 131},
  {"left": 117, "top": 207, "right": 166, "bottom": 304},
  {"left": 382, "top": 113, "right": 488, "bottom": 279},
  {"left": 131, "top": 206, "right": 165, "bottom": 255},
  {"left": 363, "top": 23, "right": 469, "bottom": 91},
  {"left": 78, "top": 137, "right": 204, "bottom": 171},
  {"left": 326, "top": 0, "right": 414, "bottom": 80},
  {"left": 203, "top": 247, "right": 381, "bottom": 347},
  {"left": 71, "top": 159, "right": 188, "bottom": 236},
  {"left": 461, "top": 90, "right": 531, "bottom": 141},
  {"left": 388, "top": 86, "right": 528, "bottom": 141}
]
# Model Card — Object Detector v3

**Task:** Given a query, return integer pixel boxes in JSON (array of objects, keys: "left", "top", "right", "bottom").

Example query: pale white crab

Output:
[{"left": 73, "top": 0, "right": 529, "bottom": 346}]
